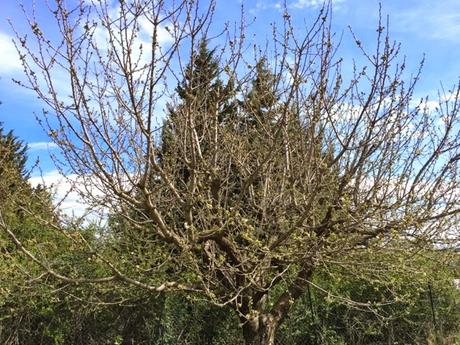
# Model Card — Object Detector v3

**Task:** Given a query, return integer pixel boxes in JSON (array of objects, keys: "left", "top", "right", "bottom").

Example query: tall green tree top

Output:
[
  {"left": 177, "top": 40, "right": 221, "bottom": 102},
  {"left": 174, "top": 39, "right": 235, "bottom": 122},
  {"left": 244, "top": 58, "right": 278, "bottom": 126},
  {"left": 0, "top": 123, "right": 27, "bottom": 178},
  {"left": 161, "top": 39, "right": 236, "bottom": 162}
]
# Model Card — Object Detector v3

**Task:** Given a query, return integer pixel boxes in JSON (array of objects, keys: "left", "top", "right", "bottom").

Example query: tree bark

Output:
[
  {"left": 241, "top": 266, "right": 314, "bottom": 345},
  {"left": 242, "top": 314, "right": 278, "bottom": 345}
]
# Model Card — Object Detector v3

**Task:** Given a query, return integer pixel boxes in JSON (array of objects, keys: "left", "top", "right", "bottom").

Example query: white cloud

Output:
[
  {"left": 139, "top": 17, "right": 174, "bottom": 46},
  {"left": 0, "top": 32, "right": 22, "bottom": 74},
  {"left": 250, "top": 1, "right": 282, "bottom": 14},
  {"left": 29, "top": 170, "right": 105, "bottom": 222},
  {"left": 29, "top": 171, "right": 84, "bottom": 218},
  {"left": 289, "top": 0, "right": 345, "bottom": 10},
  {"left": 28, "top": 142, "right": 58, "bottom": 151},
  {"left": 250, "top": 0, "right": 346, "bottom": 15},
  {"left": 90, "top": 4, "right": 174, "bottom": 56}
]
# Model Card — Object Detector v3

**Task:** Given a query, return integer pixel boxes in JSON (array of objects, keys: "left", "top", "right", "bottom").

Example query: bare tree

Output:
[{"left": 3, "top": 0, "right": 460, "bottom": 343}]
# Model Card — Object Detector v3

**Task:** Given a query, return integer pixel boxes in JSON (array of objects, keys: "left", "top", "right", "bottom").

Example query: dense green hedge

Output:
[{"left": 1, "top": 256, "right": 458, "bottom": 345}]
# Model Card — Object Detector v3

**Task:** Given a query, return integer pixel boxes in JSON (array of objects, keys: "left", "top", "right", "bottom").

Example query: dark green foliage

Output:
[
  {"left": 242, "top": 59, "right": 279, "bottom": 128},
  {"left": 0, "top": 126, "right": 63, "bottom": 344},
  {"left": 156, "top": 294, "right": 242, "bottom": 345},
  {"left": 162, "top": 39, "right": 236, "bottom": 161},
  {"left": 277, "top": 252, "right": 460, "bottom": 345},
  {"left": 2, "top": 257, "right": 457, "bottom": 344},
  {"left": 0, "top": 123, "right": 28, "bottom": 178},
  {"left": 175, "top": 39, "right": 236, "bottom": 124}
]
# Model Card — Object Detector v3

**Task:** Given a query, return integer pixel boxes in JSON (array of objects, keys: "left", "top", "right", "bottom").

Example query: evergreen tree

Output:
[
  {"left": 242, "top": 58, "right": 278, "bottom": 128},
  {"left": 175, "top": 39, "right": 236, "bottom": 125},
  {"left": 0, "top": 124, "right": 29, "bottom": 213},
  {"left": 0, "top": 125, "right": 60, "bottom": 343},
  {"left": 161, "top": 39, "right": 236, "bottom": 163},
  {"left": 0, "top": 124, "right": 54, "bottom": 239},
  {"left": 0, "top": 123, "right": 27, "bottom": 178}
]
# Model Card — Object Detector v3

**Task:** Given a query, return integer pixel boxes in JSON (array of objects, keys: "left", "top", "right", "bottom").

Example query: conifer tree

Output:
[
  {"left": 161, "top": 39, "right": 236, "bottom": 162},
  {"left": 0, "top": 125, "right": 60, "bottom": 343},
  {"left": 0, "top": 124, "right": 30, "bottom": 227},
  {"left": 0, "top": 123, "right": 28, "bottom": 183},
  {"left": 242, "top": 58, "right": 279, "bottom": 128}
]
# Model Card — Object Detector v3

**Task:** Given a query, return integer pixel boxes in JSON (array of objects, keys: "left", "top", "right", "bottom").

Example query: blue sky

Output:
[{"left": 1, "top": 0, "right": 460, "bottom": 178}]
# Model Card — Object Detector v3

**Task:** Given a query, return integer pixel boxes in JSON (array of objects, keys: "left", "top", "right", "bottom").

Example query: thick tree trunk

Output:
[
  {"left": 242, "top": 314, "right": 278, "bottom": 345},
  {"left": 241, "top": 266, "right": 314, "bottom": 345}
]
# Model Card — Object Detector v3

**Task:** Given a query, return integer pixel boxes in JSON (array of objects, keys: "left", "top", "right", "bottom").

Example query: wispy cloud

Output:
[
  {"left": 0, "top": 32, "right": 22, "bottom": 74},
  {"left": 250, "top": 0, "right": 346, "bottom": 14},
  {"left": 28, "top": 141, "right": 58, "bottom": 151},
  {"left": 394, "top": 0, "right": 460, "bottom": 42},
  {"left": 289, "top": 0, "right": 346, "bottom": 10},
  {"left": 250, "top": 1, "right": 282, "bottom": 14}
]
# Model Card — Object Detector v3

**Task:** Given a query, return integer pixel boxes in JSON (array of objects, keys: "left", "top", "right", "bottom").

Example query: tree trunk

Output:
[
  {"left": 241, "top": 266, "right": 314, "bottom": 345},
  {"left": 242, "top": 314, "right": 278, "bottom": 345}
]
